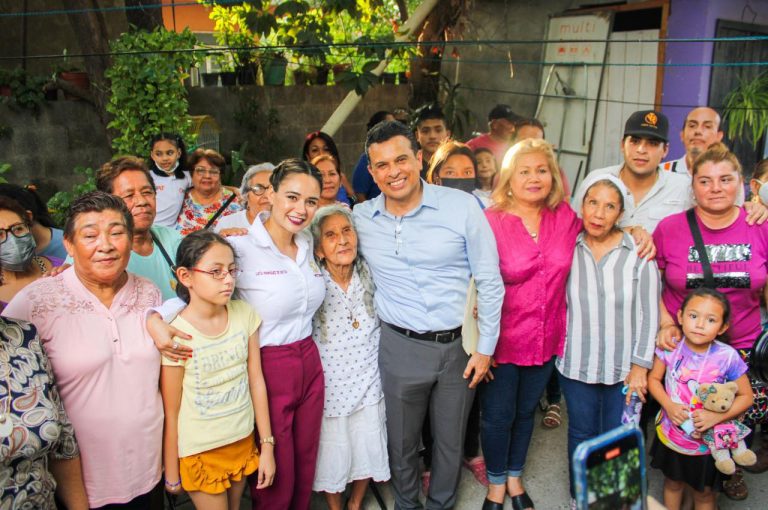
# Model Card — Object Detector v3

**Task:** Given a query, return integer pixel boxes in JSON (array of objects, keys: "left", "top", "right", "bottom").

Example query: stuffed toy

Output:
[{"left": 697, "top": 382, "right": 757, "bottom": 475}]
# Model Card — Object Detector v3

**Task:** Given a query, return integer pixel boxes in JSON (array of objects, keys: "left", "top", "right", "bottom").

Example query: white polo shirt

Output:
[
  {"left": 573, "top": 165, "right": 693, "bottom": 233},
  {"left": 228, "top": 212, "right": 326, "bottom": 346},
  {"left": 154, "top": 212, "right": 326, "bottom": 347},
  {"left": 661, "top": 155, "right": 689, "bottom": 175}
]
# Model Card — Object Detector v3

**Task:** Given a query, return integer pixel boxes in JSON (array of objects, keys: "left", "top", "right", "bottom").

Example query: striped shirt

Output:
[{"left": 557, "top": 232, "right": 660, "bottom": 384}]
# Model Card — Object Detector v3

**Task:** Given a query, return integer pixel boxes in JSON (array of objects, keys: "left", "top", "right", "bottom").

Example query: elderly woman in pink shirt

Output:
[
  {"left": 480, "top": 139, "right": 580, "bottom": 510},
  {"left": 2, "top": 191, "right": 164, "bottom": 509}
]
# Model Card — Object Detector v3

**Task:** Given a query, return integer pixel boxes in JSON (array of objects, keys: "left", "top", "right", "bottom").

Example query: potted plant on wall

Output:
[{"left": 54, "top": 49, "right": 90, "bottom": 100}]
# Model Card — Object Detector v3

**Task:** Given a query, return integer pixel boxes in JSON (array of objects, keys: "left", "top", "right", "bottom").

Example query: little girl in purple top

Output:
[{"left": 648, "top": 288, "right": 754, "bottom": 509}]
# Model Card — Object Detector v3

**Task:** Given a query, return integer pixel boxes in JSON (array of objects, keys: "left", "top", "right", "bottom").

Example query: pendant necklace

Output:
[
  {"left": 0, "top": 347, "right": 14, "bottom": 438},
  {"left": 338, "top": 274, "right": 360, "bottom": 329}
]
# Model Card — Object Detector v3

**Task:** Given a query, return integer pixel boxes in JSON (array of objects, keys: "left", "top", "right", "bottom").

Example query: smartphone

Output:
[{"left": 572, "top": 424, "right": 647, "bottom": 510}]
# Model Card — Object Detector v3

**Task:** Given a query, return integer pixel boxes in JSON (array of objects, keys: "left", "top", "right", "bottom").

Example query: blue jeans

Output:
[
  {"left": 480, "top": 357, "right": 555, "bottom": 484},
  {"left": 559, "top": 373, "right": 624, "bottom": 497}
]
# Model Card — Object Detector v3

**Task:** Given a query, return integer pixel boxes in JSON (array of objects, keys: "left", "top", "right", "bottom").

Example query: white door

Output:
[{"left": 590, "top": 30, "right": 660, "bottom": 171}]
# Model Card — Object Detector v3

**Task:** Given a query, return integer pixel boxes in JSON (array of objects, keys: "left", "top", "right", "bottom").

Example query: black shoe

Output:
[
  {"left": 511, "top": 492, "right": 535, "bottom": 510},
  {"left": 481, "top": 498, "right": 505, "bottom": 510}
]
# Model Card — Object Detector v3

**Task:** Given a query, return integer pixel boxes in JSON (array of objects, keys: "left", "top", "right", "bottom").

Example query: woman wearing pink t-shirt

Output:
[
  {"left": 654, "top": 143, "right": 768, "bottom": 500},
  {"left": 3, "top": 192, "right": 164, "bottom": 509},
  {"left": 480, "top": 139, "right": 581, "bottom": 510}
]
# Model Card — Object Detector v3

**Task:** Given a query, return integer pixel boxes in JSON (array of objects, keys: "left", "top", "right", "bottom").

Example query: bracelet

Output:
[
  {"left": 260, "top": 435, "right": 275, "bottom": 445},
  {"left": 164, "top": 478, "right": 181, "bottom": 489}
]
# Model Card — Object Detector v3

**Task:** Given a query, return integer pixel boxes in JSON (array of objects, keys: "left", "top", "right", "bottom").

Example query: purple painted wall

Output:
[{"left": 662, "top": 0, "right": 768, "bottom": 158}]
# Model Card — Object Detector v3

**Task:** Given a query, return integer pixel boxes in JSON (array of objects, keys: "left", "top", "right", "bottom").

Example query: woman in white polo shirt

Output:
[{"left": 148, "top": 159, "right": 326, "bottom": 510}]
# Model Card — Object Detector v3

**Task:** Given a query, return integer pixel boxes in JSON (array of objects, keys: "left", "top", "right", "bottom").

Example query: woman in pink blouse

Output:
[
  {"left": 2, "top": 191, "right": 164, "bottom": 509},
  {"left": 481, "top": 139, "right": 580, "bottom": 510}
]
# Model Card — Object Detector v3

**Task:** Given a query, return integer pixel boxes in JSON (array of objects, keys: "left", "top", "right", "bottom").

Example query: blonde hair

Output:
[
  {"left": 692, "top": 142, "right": 742, "bottom": 179},
  {"left": 310, "top": 153, "right": 339, "bottom": 170},
  {"left": 491, "top": 138, "right": 565, "bottom": 210}
]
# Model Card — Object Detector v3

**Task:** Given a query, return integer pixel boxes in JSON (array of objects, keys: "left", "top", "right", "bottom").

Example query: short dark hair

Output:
[
  {"left": 270, "top": 158, "right": 323, "bottom": 192},
  {"left": 0, "top": 183, "right": 56, "bottom": 228},
  {"left": 415, "top": 104, "right": 446, "bottom": 128},
  {"left": 175, "top": 230, "right": 234, "bottom": 303},
  {"left": 188, "top": 149, "right": 226, "bottom": 171},
  {"left": 515, "top": 117, "right": 546, "bottom": 138},
  {"left": 149, "top": 132, "right": 188, "bottom": 178},
  {"left": 63, "top": 191, "right": 134, "bottom": 241},
  {"left": 367, "top": 111, "right": 393, "bottom": 132},
  {"left": 0, "top": 196, "right": 31, "bottom": 225},
  {"left": 365, "top": 121, "right": 420, "bottom": 161},
  {"left": 96, "top": 156, "right": 156, "bottom": 194},
  {"left": 302, "top": 131, "right": 342, "bottom": 169}
]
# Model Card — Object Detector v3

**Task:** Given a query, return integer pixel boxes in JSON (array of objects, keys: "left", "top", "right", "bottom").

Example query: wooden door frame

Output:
[{"left": 564, "top": 0, "right": 670, "bottom": 108}]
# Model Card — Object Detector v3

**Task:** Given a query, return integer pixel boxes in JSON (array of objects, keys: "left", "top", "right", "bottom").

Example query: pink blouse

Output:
[
  {"left": 2, "top": 268, "right": 163, "bottom": 508},
  {"left": 485, "top": 202, "right": 581, "bottom": 365}
]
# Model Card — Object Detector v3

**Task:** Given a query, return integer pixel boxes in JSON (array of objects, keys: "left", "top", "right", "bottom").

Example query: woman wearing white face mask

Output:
[
  {"left": 749, "top": 159, "right": 768, "bottom": 206},
  {"left": 0, "top": 197, "right": 65, "bottom": 312}
]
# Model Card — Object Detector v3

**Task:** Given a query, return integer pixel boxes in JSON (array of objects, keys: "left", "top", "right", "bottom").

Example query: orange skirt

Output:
[{"left": 179, "top": 434, "right": 259, "bottom": 494}]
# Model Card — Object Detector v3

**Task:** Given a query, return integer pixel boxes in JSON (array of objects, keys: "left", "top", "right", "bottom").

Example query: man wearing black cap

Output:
[
  {"left": 467, "top": 104, "right": 523, "bottom": 166},
  {"left": 575, "top": 110, "right": 766, "bottom": 233},
  {"left": 573, "top": 110, "right": 693, "bottom": 233}
]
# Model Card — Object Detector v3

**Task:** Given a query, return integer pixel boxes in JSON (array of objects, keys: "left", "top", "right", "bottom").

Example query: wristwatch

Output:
[{"left": 260, "top": 436, "right": 276, "bottom": 445}]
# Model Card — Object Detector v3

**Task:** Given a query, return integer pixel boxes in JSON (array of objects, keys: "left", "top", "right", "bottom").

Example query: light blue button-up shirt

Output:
[{"left": 353, "top": 181, "right": 503, "bottom": 355}]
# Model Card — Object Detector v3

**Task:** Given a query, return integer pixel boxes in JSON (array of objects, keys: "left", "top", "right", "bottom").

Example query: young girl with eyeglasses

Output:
[{"left": 160, "top": 230, "right": 275, "bottom": 508}]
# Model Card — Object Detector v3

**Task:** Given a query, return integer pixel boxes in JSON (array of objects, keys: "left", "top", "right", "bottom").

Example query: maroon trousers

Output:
[{"left": 250, "top": 337, "right": 324, "bottom": 510}]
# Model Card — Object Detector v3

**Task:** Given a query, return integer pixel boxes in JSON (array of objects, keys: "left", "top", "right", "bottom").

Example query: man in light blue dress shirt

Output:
[{"left": 353, "top": 121, "right": 504, "bottom": 509}]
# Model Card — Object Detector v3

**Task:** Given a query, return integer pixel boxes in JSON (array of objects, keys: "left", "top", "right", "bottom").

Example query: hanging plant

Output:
[
  {"left": 723, "top": 71, "right": 768, "bottom": 149},
  {"left": 105, "top": 27, "right": 202, "bottom": 155}
]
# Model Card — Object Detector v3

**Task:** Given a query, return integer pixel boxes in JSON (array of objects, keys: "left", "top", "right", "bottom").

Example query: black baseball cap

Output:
[
  {"left": 488, "top": 104, "right": 522, "bottom": 123},
  {"left": 624, "top": 110, "right": 669, "bottom": 142}
]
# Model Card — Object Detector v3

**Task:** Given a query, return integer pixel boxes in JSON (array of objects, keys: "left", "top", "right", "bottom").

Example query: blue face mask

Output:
[{"left": 0, "top": 233, "right": 36, "bottom": 272}]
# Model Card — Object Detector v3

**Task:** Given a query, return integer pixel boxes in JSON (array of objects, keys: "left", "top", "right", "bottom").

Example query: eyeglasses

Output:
[
  {"left": 246, "top": 184, "right": 271, "bottom": 196},
  {"left": 0, "top": 222, "right": 30, "bottom": 244},
  {"left": 193, "top": 167, "right": 221, "bottom": 176},
  {"left": 191, "top": 267, "right": 242, "bottom": 280}
]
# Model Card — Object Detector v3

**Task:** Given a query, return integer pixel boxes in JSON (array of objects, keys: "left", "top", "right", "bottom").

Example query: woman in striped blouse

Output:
[{"left": 556, "top": 174, "right": 660, "bottom": 506}]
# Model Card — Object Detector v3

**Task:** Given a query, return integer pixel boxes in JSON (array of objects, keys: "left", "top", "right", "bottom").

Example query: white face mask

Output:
[{"left": 755, "top": 179, "right": 768, "bottom": 205}]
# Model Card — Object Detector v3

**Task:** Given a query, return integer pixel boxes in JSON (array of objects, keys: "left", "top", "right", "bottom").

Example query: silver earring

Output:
[{"left": 506, "top": 190, "right": 513, "bottom": 197}]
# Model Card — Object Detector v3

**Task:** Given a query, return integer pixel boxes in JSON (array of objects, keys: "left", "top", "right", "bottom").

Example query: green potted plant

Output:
[
  {"left": 723, "top": 71, "right": 768, "bottom": 149},
  {"left": 54, "top": 49, "right": 90, "bottom": 100}
]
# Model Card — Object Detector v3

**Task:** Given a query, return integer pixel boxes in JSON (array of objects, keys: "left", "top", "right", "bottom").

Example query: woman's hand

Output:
[
  {"left": 45, "top": 263, "right": 71, "bottom": 277},
  {"left": 223, "top": 185, "right": 242, "bottom": 200},
  {"left": 692, "top": 408, "right": 723, "bottom": 433},
  {"left": 255, "top": 445, "right": 276, "bottom": 489},
  {"left": 628, "top": 226, "right": 656, "bottom": 259},
  {"left": 624, "top": 365, "right": 649, "bottom": 403},
  {"left": 744, "top": 200, "right": 768, "bottom": 225},
  {"left": 218, "top": 227, "right": 249, "bottom": 238},
  {"left": 664, "top": 402, "right": 690, "bottom": 427},
  {"left": 655, "top": 324, "right": 681, "bottom": 351},
  {"left": 147, "top": 312, "right": 193, "bottom": 362},
  {"left": 164, "top": 478, "right": 183, "bottom": 495}
]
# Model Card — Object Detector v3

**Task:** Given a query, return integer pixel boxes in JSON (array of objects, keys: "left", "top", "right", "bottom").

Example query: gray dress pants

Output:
[{"left": 379, "top": 323, "right": 475, "bottom": 510}]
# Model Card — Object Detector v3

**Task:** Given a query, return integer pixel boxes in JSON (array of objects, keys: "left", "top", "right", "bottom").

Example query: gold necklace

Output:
[{"left": 336, "top": 274, "right": 360, "bottom": 329}]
